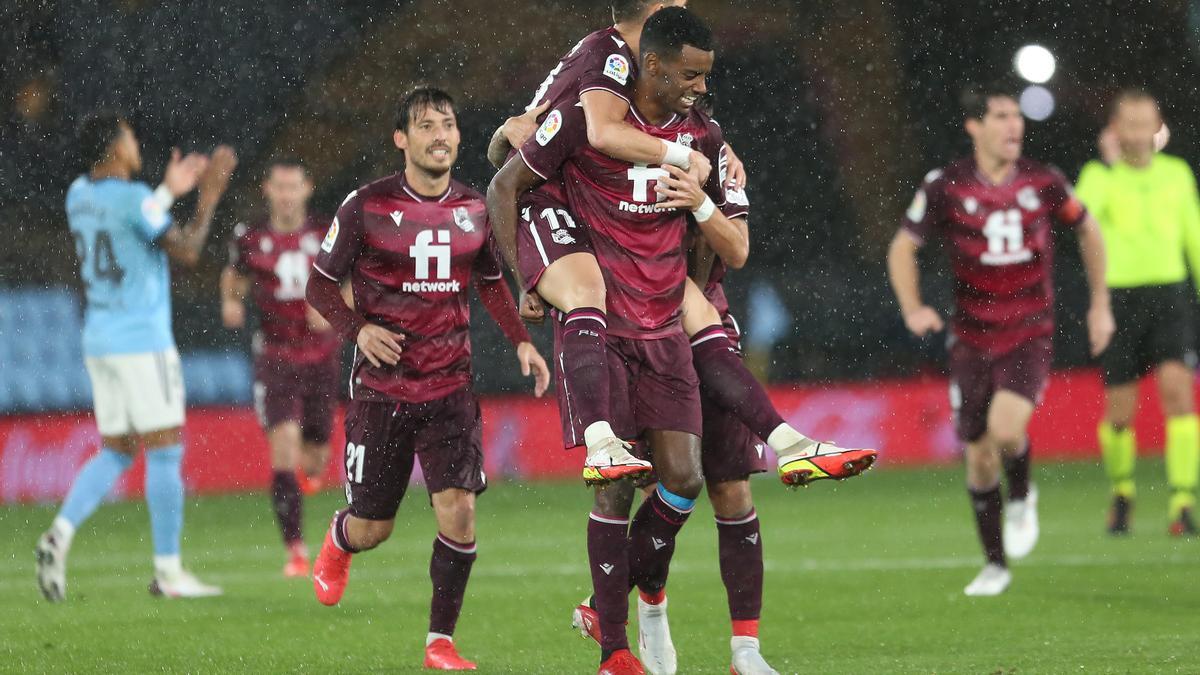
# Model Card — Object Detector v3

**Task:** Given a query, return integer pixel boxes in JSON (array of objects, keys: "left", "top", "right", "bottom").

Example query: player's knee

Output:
[
  {"left": 706, "top": 479, "right": 753, "bottom": 519},
  {"left": 659, "top": 468, "right": 703, "bottom": 501},
  {"left": 593, "top": 481, "right": 635, "bottom": 517},
  {"left": 985, "top": 429, "right": 1024, "bottom": 455}
]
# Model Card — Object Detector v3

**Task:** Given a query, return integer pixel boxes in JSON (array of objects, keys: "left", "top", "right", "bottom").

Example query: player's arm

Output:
[
  {"left": 160, "top": 146, "right": 238, "bottom": 267},
  {"left": 1177, "top": 166, "right": 1200, "bottom": 295},
  {"left": 1075, "top": 213, "right": 1114, "bottom": 356},
  {"left": 487, "top": 102, "right": 552, "bottom": 169},
  {"left": 219, "top": 266, "right": 249, "bottom": 328},
  {"left": 473, "top": 243, "right": 550, "bottom": 397},
  {"left": 656, "top": 164, "right": 748, "bottom": 267},
  {"left": 485, "top": 158, "right": 544, "bottom": 288},
  {"left": 580, "top": 90, "right": 710, "bottom": 180},
  {"left": 887, "top": 230, "right": 944, "bottom": 337}
]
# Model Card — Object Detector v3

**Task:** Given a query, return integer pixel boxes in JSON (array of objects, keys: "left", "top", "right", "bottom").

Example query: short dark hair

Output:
[
  {"left": 960, "top": 82, "right": 1020, "bottom": 121},
  {"left": 78, "top": 112, "right": 127, "bottom": 167},
  {"left": 1109, "top": 88, "right": 1158, "bottom": 120},
  {"left": 611, "top": 0, "right": 653, "bottom": 22},
  {"left": 395, "top": 86, "right": 455, "bottom": 132},
  {"left": 264, "top": 156, "right": 308, "bottom": 179},
  {"left": 640, "top": 7, "right": 714, "bottom": 66}
]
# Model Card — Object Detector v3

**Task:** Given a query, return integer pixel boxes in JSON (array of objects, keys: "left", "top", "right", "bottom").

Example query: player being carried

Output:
[
  {"left": 487, "top": 0, "right": 875, "bottom": 489},
  {"left": 221, "top": 158, "right": 341, "bottom": 578},
  {"left": 304, "top": 87, "right": 550, "bottom": 671},
  {"left": 887, "top": 83, "right": 1114, "bottom": 596},
  {"left": 37, "top": 113, "right": 237, "bottom": 601}
]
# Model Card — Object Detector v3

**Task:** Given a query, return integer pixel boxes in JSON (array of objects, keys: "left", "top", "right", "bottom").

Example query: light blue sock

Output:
[
  {"left": 145, "top": 443, "right": 184, "bottom": 557},
  {"left": 59, "top": 448, "right": 133, "bottom": 529}
]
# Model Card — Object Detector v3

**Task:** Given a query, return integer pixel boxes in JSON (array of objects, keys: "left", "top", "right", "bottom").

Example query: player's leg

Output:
[
  {"left": 1156, "top": 360, "right": 1199, "bottom": 535},
  {"left": 296, "top": 357, "right": 338, "bottom": 495},
  {"left": 519, "top": 203, "right": 649, "bottom": 481},
  {"left": 987, "top": 389, "right": 1037, "bottom": 560},
  {"left": 586, "top": 480, "right": 639, "bottom": 670},
  {"left": 679, "top": 281, "right": 875, "bottom": 486},
  {"left": 1101, "top": 383, "right": 1139, "bottom": 533},
  {"left": 313, "top": 399, "right": 412, "bottom": 606},
  {"left": 266, "top": 421, "right": 308, "bottom": 576},
  {"left": 416, "top": 391, "right": 487, "bottom": 670}
]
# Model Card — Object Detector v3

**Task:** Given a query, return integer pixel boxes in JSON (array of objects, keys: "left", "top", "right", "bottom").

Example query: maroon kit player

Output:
[
  {"left": 888, "top": 84, "right": 1114, "bottom": 597},
  {"left": 304, "top": 87, "right": 550, "bottom": 671},
  {"left": 221, "top": 159, "right": 339, "bottom": 578}
]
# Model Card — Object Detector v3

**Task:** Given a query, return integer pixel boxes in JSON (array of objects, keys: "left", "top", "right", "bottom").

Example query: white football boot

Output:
[
  {"left": 35, "top": 528, "right": 70, "bottom": 602},
  {"left": 583, "top": 437, "right": 653, "bottom": 485},
  {"left": 730, "top": 636, "right": 780, "bottom": 675},
  {"left": 963, "top": 563, "right": 1011, "bottom": 597},
  {"left": 1003, "top": 484, "right": 1039, "bottom": 559},
  {"left": 637, "top": 595, "right": 677, "bottom": 675},
  {"left": 149, "top": 567, "right": 223, "bottom": 598}
]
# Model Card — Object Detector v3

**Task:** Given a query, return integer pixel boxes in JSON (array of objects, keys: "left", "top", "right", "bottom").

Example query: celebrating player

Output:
[
  {"left": 1076, "top": 89, "right": 1200, "bottom": 536},
  {"left": 489, "top": 0, "right": 873, "bottom": 491},
  {"left": 36, "top": 113, "right": 237, "bottom": 601},
  {"left": 221, "top": 158, "right": 341, "bottom": 577},
  {"left": 304, "top": 87, "right": 550, "bottom": 671},
  {"left": 887, "top": 84, "right": 1114, "bottom": 596}
]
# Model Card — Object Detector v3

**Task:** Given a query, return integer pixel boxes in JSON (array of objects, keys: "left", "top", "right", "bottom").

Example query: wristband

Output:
[
  {"left": 153, "top": 184, "right": 175, "bottom": 211},
  {"left": 661, "top": 140, "right": 692, "bottom": 169},
  {"left": 692, "top": 195, "right": 716, "bottom": 222}
]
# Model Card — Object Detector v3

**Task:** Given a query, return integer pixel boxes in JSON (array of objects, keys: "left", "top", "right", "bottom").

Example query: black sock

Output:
[{"left": 968, "top": 485, "right": 1006, "bottom": 567}]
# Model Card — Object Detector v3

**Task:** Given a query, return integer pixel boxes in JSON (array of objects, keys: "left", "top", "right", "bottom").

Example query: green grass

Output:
[{"left": 0, "top": 459, "right": 1195, "bottom": 673}]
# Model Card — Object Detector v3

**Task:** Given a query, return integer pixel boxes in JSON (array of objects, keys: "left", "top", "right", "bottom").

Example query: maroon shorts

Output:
[
  {"left": 700, "top": 314, "right": 767, "bottom": 481},
  {"left": 948, "top": 336, "right": 1052, "bottom": 442},
  {"left": 341, "top": 390, "right": 486, "bottom": 520},
  {"left": 553, "top": 319, "right": 702, "bottom": 448},
  {"left": 253, "top": 355, "right": 339, "bottom": 443},
  {"left": 516, "top": 195, "right": 594, "bottom": 293}
]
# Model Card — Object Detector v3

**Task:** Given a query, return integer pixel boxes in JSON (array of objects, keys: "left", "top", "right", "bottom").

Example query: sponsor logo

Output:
[
  {"left": 401, "top": 280, "right": 462, "bottom": 293},
  {"left": 453, "top": 206, "right": 476, "bottom": 233},
  {"left": 906, "top": 189, "right": 927, "bottom": 222},
  {"left": 599, "top": 563, "right": 614, "bottom": 575},
  {"left": 551, "top": 228, "right": 576, "bottom": 245},
  {"left": 536, "top": 110, "right": 563, "bottom": 146},
  {"left": 963, "top": 196, "right": 979, "bottom": 214},
  {"left": 676, "top": 132, "right": 694, "bottom": 148},
  {"left": 603, "top": 53, "right": 630, "bottom": 85},
  {"left": 409, "top": 229, "right": 451, "bottom": 280},
  {"left": 1017, "top": 186, "right": 1041, "bottom": 211},
  {"left": 390, "top": 210, "right": 404, "bottom": 226},
  {"left": 314, "top": 574, "right": 329, "bottom": 591},
  {"left": 618, "top": 201, "right": 675, "bottom": 214},
  {"left": 321, "top": 218, "right": 339, "bottom": 252}
]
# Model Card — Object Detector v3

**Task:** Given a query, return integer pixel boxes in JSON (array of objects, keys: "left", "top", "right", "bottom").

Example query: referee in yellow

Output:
[{"left": 1077, "top": 89, "right": 1200, "bottom": 537}]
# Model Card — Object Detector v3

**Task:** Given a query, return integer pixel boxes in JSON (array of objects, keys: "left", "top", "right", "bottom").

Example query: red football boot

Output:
[
  {"left": 283, "top": 541, "right": 310, "bottom": 578},
  {"left": 571, "top": 597, "right": 602, "bottom": 644},
  {"left": 598, "top": 649, "right": 645, "bottom": 675},
  {"left": 296, "top": 468, "right": 324, "bottom": 496},
  {"left": 424, "top": 638, "right": 477, "bottom": 670},
  {"left": 777, "top": 442, "right": 877, "bottom": 487},
  {"left": 312, "top": 529, "right": 352, "bottom": 605}
]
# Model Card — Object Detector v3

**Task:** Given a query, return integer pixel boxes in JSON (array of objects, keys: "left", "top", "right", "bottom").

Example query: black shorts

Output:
[
  {"left": 949, "top": 337, "right": 1052, "bottom": 442},
  {"left": 254, "top": 356, "right": 339, "bottom": 443},
  {"left": 341, "top": 390, "right": 486, "bottom": 521},
  {"left": 1101, "top": 283, "right": 1197, "bottom": 386},
  {"left": 699, "top": 313, "right": 767, "bottom": 482}
]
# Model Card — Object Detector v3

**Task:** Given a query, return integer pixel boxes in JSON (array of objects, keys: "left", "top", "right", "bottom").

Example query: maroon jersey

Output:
[
  {"left": 521, "top": 102, "right": 729, "bottom": 338},
  {"left": 702, "top": 146, "right": 752, "bottom": 318},
  {"left": 901, "top": 157, "right": 1088, "bottom": 355},
  {"left": 313, "top": 174, "right": 505, "bottom": 404},
  {"left": 228, "top": 216, "right": 340, "bottom": 363}
]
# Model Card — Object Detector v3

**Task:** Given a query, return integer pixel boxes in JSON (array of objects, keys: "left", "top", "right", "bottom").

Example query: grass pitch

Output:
[{"left": 0, "top": 459, "right": 1194, "bottom": 673}]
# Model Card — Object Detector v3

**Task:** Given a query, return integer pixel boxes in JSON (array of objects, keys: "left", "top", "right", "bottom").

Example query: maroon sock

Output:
[
  {"left": 1003, "top": 441, "right": 1032, "bottom": 501},
  {"left": 588, "top": 513, "right": 631, "bottom": 653},
  {"left": 716, "top": 510, "right": 763, "bottom": 621},
  {"left": 628, "top": 487, "right": 694, "bottom": 595},
  {"left": 429, "top": 533, "right": 477, "bottom": 636},
  {"left": 969, "top": 486, "right": 1006, "bottom": 567},
  {"left": 330, "top": 508, "right": 361, "bottom": 554},
  {"left": 270, "top": 470, "right": 303, "bottom": 545},
  {"left": 560, "top": 308, "right": 612, "bottom": 435},
  {"left": 691, "top": 326, "right": 786, "bottom": 441}
]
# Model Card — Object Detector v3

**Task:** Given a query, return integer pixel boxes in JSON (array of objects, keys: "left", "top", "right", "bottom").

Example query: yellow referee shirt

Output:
[{"left": 1076, "top": 153, "right": 1200, "bottom": 289}]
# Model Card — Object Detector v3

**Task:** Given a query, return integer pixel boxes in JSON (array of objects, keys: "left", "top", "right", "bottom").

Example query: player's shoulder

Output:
[
  {"left": 578, "top": 26, "right": 632, "bottom": 57},
  {"left": 1155, "top": 153, "right": 1195, "bottom": 178},
  {"left": 232, "top": 217, "right": 267, "bottom": 242},
  {"left": 345, "top": 173, "right": 405, "bottom": 208},
  {"left": 447, "top": 178, "right": 485, "bottom": 204},
  {"left": 918, "top": 159, "right": 965, "bottom": 189}
]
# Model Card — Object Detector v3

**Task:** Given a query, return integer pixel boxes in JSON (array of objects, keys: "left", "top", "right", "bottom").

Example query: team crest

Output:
[
  {"left": 963, "top": 196, "right": 979, "bottom": 214},
  {"left": 1017, "top": 186, "right": 1041, "bottom": 211},
  {"left": 603, "top": 53, "right": 630, "bottom": 85},
  {"left": 551, "top": 229, "right": 576, "bottom": 245},
  {"left": 259, "top": 237, "right": 274, "bottom": 253},
  {"left": 453, "top": 206, "right": 475, "bottom": 233},
  {"left": 321, "top": 218, "right": 339, "bottom": 252},
  {"left": 676, "top": 132, "right": 694, "bottom": 148},
  {"left": 536, "top": 110, "right": 563, "bottom": 146}
]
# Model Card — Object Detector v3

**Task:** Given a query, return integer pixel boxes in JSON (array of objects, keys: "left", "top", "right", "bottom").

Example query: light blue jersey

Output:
[{"left": 66, "top": 176, "right": 175, "bottom": 356}]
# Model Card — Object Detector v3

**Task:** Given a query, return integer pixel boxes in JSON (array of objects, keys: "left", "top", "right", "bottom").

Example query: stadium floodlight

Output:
[
  {"left": 1014, "top": 44, "right": 1056, "bottom": 83},
  {"left": 1019, "top": 85, "right": 1055, "bottom": 121}
]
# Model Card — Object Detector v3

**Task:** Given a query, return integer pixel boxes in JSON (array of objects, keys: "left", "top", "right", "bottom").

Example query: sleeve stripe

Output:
[
  {"left": 723, "top": 209, "right": 750, "bottom": 219},
  {"left": 518, "top": 149, "right": 550, "bottom": 181},
  {"left": 312, "top": 263, "right": 339, "bottom": 281}
]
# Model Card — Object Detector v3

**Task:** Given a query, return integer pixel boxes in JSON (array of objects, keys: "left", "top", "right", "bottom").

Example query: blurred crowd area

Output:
[{"left": 4, "top": 0, "right": 1200, "bottom": 401}]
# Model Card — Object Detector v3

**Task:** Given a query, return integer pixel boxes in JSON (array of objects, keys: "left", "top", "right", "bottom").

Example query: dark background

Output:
[{"left": 4, "top": 0, "right": 1200, "bottom": 396}]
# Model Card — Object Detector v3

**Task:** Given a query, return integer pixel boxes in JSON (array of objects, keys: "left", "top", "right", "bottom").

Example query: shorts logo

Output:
[
  {"left": 754, "top": 443, "right": 765, "bottom": 459},
  {"left": 1017, "top": 186, "right": 1041, "bottom": 211},
  {"left": 321, "top": 218, "right": 340, "bottom": 252},
  {"left": 551, "top": 228, "right": 576, "bottom": 245},
  {"left": 598, "top": 563, "right": 615, "bottom": 575},
  {"left": 536, "top": 110, "right": 563, "bottom": 146},
  {"left": 676, "top": 132, "right": 694, "bottom": 148},
  {"left": 603, "top": 53, "right": 630, "bottom": 85},
  {"left": 727, "top": 186, "right": 749, "bottom": 207},
  {"left": 651, "top": 537, "right": 667, "bottom": 550},
  {"left": 745, "top": 533, "right": 759, "bottom": 545},
  {"left": 453, "top": 206, "right": 475, "bottom": 233}
]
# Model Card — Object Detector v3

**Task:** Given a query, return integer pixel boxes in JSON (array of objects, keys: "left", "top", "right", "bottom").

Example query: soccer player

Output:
[
  {"left": 36, "top": 113, "right": 237, "bottom": 601},
  {"left": 304, "top": 87, "right": 550, "bottom": 671},
  {"left": 887, "top": 84, "right": 1114, "bottom": 596},
  {"left": 489, "top": 9, "right": 752, "bottom": 673},
  {"left": 487, "top": 0, "right": 872, "bottom": 490},
  {"left": 1076, "top": 90, "right": 1200, "bottom": 536},
  {"left": 221, "top": 158, "right": 341, "bottom": 577}
]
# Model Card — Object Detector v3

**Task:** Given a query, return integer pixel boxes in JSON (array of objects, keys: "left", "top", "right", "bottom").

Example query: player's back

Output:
[
  {"left": 527, "top": 26, "right": 636, "bottom": 112},
  {"left": 66, "top": 176, "right": 174, "bottom": 357}
]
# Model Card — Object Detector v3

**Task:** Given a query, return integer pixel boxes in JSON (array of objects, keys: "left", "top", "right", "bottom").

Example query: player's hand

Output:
[
  {"left": 221, "top": 299, "right": 245, "bottom": 329},
  {"left": 656, "top": 163, "right": 707, "bottom": 211},
  {"left": 723, "top": 143, "right": 747, "bottom": 190},
  {"left": 1087, "top": 302, "right": 1115, "bottom": 357},
  {"left": 517, "top": 341, "right": 551, "bottom": 398},
  {"left": 503, "top": 101, "right": 551, "bottom": 149},
  {"left": 519, "top": 290, "right": 546, "bottom": 324},
  {"left": 198, "top": 145, "right": 238, "bottom": 205},
  {"left": 162, "top": 148, "right": 209, "bottom": 198},
  {"left": 903, "top": 306, "right": 944, "bottom": 337},
  {"left": 686, "top": 150, "right": 712, "bottom": 185},
  {"left": 356, "top": 323, "right": 405, "bottom": 368}
]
